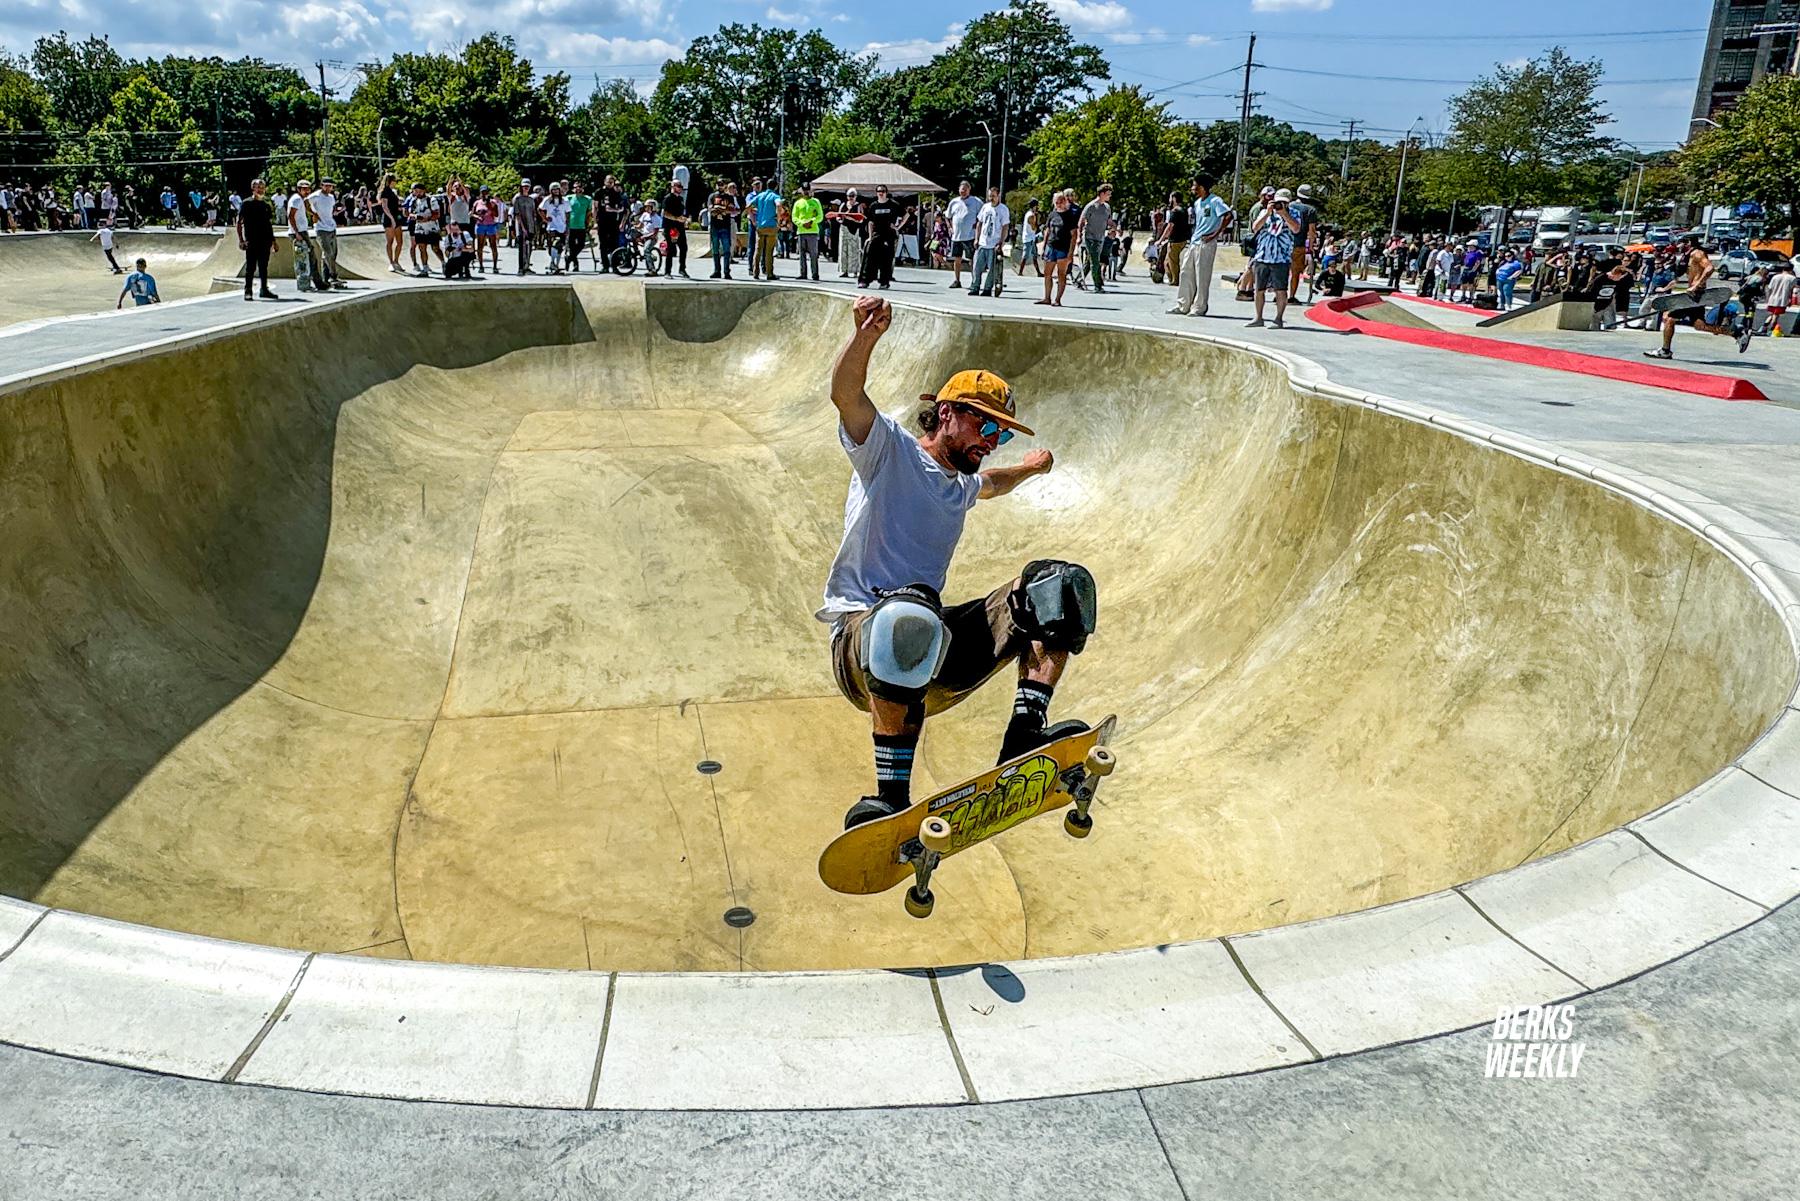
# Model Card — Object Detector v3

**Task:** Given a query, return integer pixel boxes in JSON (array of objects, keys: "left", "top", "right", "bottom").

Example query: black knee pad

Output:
[{"left": 1009, "top": 560, "right": 1097, "bottom": 655}]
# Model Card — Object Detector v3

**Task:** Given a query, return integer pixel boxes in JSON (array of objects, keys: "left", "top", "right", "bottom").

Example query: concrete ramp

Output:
[
  {"left": 1476, "top": 293, "right": 1598, "bottom": 331},
  {"left": 1339, "top": 294, "right": 1444, "bottom": 331},
  {"left": 0, "top": 227, "right": 387, "bottom": 327},
  {"left": 1, "top": 282, "right": 1788, "bottom": 973}
]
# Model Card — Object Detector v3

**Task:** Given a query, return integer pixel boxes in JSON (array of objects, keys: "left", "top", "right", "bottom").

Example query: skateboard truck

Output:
[
  {"left": 1062, "top": 746, "right": 1115, "bottom": 838},
  {"left": 901, "top": 817, "right": 953, "bottom": 919}
]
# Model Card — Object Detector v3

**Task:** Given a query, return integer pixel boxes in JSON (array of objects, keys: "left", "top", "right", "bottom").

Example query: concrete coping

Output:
[{"left": 2, "top": 281, "right": 1799, "bottom": 1110}]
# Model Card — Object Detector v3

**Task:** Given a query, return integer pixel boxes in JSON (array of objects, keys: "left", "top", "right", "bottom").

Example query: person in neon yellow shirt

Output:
[{"left": 791, "top": 180, "right": 824, "bottom": 281}]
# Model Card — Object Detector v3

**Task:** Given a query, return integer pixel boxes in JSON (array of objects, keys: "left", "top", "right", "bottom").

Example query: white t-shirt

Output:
[
  {"left": 541, "top": 197, "right": 570, "bottom": 233},
  {"left": 976, "top": 202, "right": 1009, "bottom": 250},
  {"left": 287, "top": 192, "right": 313, "bottom": 232},
  {"left": 309, "top": 191, "right": 337, "bottom": 231},
  {"left": 98, "top": 226, "right": 115, "bottom": 249},
  {"left": 948, "top": 195, "right": 980, "bottom": 241},
  {"left": 818, "top": 412, "right": 981, "bottom": 622},
  {"left": 1767, "top": 271, "right": 1797, "bottom": 307}
]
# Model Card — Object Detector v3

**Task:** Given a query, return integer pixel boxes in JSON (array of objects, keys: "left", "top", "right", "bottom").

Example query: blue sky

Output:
[{"left": 2, "top": 0, "right": 1709, "bottom": 150}]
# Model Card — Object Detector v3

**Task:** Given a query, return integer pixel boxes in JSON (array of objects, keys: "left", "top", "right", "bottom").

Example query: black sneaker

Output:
[
  {"left": 998, "top": 718, "right": 1091, "bottom": 766},
  {"left": 844, "top": 793, "right": 909, "bottom": 831},
  {"left": 1737, "top": 325, "right": 1753, "bottom": 353}
]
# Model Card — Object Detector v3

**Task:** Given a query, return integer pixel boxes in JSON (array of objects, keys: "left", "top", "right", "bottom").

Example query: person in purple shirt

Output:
[{"left": 1457, "top": 242, "right": 1485, "bottom": 303}]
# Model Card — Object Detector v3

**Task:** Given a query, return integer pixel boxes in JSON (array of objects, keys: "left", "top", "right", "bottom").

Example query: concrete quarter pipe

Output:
[{"left": 0, "top": 282, "right": 1789, "bottom": 973}]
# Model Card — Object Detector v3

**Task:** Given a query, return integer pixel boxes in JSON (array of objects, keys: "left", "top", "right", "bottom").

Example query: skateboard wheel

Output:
[
  {"left": 904, "top": 886, "right": 935, "bottom": 919},
  {"left": 919, "top": 816, "right": 952, "bottom": 854},
  {"left": 1064, "top": 809, "right": 1094, "bottom": 838},
  {"left": 1084, "top": 747, "right": 1116, "bottom": 778}
]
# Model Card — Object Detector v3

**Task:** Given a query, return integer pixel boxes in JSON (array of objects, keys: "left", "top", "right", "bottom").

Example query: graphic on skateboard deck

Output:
[{"left": 818, "top": 715, "right": 1117, "bottom": 918}]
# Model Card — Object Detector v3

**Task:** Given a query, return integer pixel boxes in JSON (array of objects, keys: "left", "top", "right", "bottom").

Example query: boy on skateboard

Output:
[{"left": 822, "top": 295, "right": 1098, "bottom": 830}]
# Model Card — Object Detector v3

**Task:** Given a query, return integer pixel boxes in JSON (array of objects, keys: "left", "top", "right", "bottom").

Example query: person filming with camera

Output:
[{"left": 1247, "top": 187, "right": 1304, "bottom": 329}]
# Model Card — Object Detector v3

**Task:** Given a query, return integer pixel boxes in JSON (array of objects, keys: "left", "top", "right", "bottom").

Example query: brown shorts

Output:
[{"left": 830, "top": 578, "right": 1023, "bottom": 716}]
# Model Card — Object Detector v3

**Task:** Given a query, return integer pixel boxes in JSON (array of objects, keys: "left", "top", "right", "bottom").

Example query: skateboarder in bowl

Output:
[{"left": 822, "top": 295, "right": 1099, "bottom": 830}]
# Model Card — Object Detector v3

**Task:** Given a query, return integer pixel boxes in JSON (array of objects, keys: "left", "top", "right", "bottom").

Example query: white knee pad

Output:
[{"left": 861, "top": 593, "right": 950, "bottom": 700}]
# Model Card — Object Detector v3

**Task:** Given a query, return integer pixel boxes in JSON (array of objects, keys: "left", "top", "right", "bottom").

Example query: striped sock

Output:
[
  {"left": 1000, "top": 681, "right": 1055, "bottom": 762},
  {"left": 873, "top": 732, "right": 919, "bottom": 809}
]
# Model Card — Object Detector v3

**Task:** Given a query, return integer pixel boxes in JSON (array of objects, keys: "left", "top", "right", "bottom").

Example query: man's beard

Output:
[{"left": 947, "top": 443, "right": 985, "bottom": 474}]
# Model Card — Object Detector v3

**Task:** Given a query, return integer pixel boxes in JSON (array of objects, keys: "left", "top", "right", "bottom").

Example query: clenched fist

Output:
[
  {"left": 1021, "top": 449, "right": 1054, "bottom": 474},
  {"left": 852, "top": 295, "right": 891, "bottom": 336}
]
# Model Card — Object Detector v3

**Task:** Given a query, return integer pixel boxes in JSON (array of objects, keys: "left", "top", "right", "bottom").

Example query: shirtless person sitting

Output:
[{"left": 820, "top": 296, "right": 1097, "bottom": 829}]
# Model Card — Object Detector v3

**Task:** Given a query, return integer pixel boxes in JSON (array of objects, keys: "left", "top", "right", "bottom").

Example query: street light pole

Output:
[
  {"left": 1389, "top": 117, "right": 1424, "bottom": 239},
  {"left": 978, "top": 121, "right": 993, "bottom": 194},
  {"left": 375, "top": 117, "right": 384, "bottom": 184}
]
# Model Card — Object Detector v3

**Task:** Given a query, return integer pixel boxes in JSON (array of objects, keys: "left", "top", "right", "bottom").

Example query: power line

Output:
[{"left": 1260, "top": 65, "right": 1692, "bottom": 85}]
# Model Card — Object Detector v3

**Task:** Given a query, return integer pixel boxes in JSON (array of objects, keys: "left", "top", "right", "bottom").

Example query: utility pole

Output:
[
  {"left": 315, "top": 62, "right": 330, "bottom": 182},
  {"left": 1339, "top": 119, "right": 1360, "bottom": 181},
  {"left": 213, "top": 87, "right": 224, "bottom": 193},
  {"left": 1229, "top": 33, "right": 1257, "bottom": 215}
]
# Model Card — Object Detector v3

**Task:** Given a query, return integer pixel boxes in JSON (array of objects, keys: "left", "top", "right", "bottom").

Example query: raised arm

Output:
[
  {"left": 831, "top": 295, "right": 890, "bottom": 445},
  {"left": 978, "top": 449, "right": 1053, "bottom": 499}
]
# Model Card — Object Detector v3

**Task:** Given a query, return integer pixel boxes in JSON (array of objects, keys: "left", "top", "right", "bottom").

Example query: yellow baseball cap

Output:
[{"left": 921, "top": 369, "right": 1034, "bottom": 437}]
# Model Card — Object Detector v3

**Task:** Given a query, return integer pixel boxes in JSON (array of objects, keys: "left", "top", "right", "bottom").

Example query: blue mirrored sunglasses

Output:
[
  {"left": 956, "top": 405, "right": 1014, "bottom": 445},
  {"left": 979, "top": 419, "right": 1015, "bottom": 446}
]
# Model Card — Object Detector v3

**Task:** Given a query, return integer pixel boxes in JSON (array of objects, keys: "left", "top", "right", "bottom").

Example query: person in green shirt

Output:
[
  {"left": 566, "top": 181, "right": 593, "bottom": 272},
  {"left": 792, "top": 181, "right": 824, "bottom": 281}
]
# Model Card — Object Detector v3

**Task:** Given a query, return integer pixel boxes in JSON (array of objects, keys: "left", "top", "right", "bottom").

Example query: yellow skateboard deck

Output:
[{"left": 818, "top": 716, "right": 1118, "bottom": 903}]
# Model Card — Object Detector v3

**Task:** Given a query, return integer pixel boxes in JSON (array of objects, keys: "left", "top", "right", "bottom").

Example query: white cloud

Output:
[
  {"left": 1250, "top": 0, "right": 1332, "bottom": 11},
  {"left": 1046, "top": 0, "right": 1131, "bottom": 31},
  {"left": 0, "top": 0, "right": 676, "bottom": 70},
  {"left": 862, "top": 29, "right": 961, "bottom": 67},
  {"left": 765, "top": 5, "right": 802, "bottom": 22},
  {"left": 1186, "top": 33, "right": 1215, "bottom": 46},
  {"left": 545, "top": 32, "right": 682, "bottom": 65}
]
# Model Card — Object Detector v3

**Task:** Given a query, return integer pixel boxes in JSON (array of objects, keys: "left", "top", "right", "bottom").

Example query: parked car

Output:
[{"left": 1710, "top": 247, "right": 1793, "bottom": 279}]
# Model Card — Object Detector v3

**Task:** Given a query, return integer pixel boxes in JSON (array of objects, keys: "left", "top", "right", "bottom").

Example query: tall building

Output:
[{"left": 1693, "top": 0, "right": 1800, "bottom": 123}]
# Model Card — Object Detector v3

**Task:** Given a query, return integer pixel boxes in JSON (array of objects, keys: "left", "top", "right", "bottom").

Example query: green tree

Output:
[
  {"left": 0, "top": 50, "right": 53, "bottom": 134},
  {"left": 573, "top": 78, "right": 659, "bottom": 191},
  {"left": 386, "top": 138, "right": 516, "bottom": 195},
  {"left": 847, "top": 65, "right": 982, "bottom": 188},
  {"left": 1682, "top": 72, "right": 1800, "bottom": 238},
  {"left": 55, "top": 74, "right": 207, "bottom": 196},
  {"left": 1420, "top": 47, "right": 1613, "bottom": 240},
  {"left": 650, "top": 24, "right": 871, "bottom": 181},
  {"left": 782, "top": 114, "right": 894, "bottom": 189},
  {"left": 30, "top": 33, "right": 126, "bottom": 133},
  {"left": 1024, "top": 85, "right": 1194, "bottom": 219},
  {"left": 850, "top": 1, "right": 1107, "bottom": 191},
  {"left": 344, "top": 36, "right": 571, "bottom": 171}
]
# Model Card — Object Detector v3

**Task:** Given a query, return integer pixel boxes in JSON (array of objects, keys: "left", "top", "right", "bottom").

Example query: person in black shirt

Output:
[
  {"left": 661, "top": 181, "right": 690, "bottom": 277},
  {"left": 378, "top": 173, "right": 404, "bottom": 273},
  {"left": 859, "top": 184, "right": 902, "bottom": 288},
  {"left": 595, "top": 175, "right": 626, "bottom": 272},
  {"left": 1162, "top": 191, "right": 1192, "bottom": 288},
  {"left": 235, "top": 177, "right": 278, "bottom": 300},
  {"left": 1035, "top": 191, "right": 1078, "bottom": 306},
  {"left": 1318, "top": 258, "right": 1347, "bottom": 297}
]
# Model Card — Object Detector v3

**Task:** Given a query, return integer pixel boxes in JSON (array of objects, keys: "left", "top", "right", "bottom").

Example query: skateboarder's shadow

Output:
[{"left": 895, "top": 963, "right": 1027, "bottom": 1004}]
